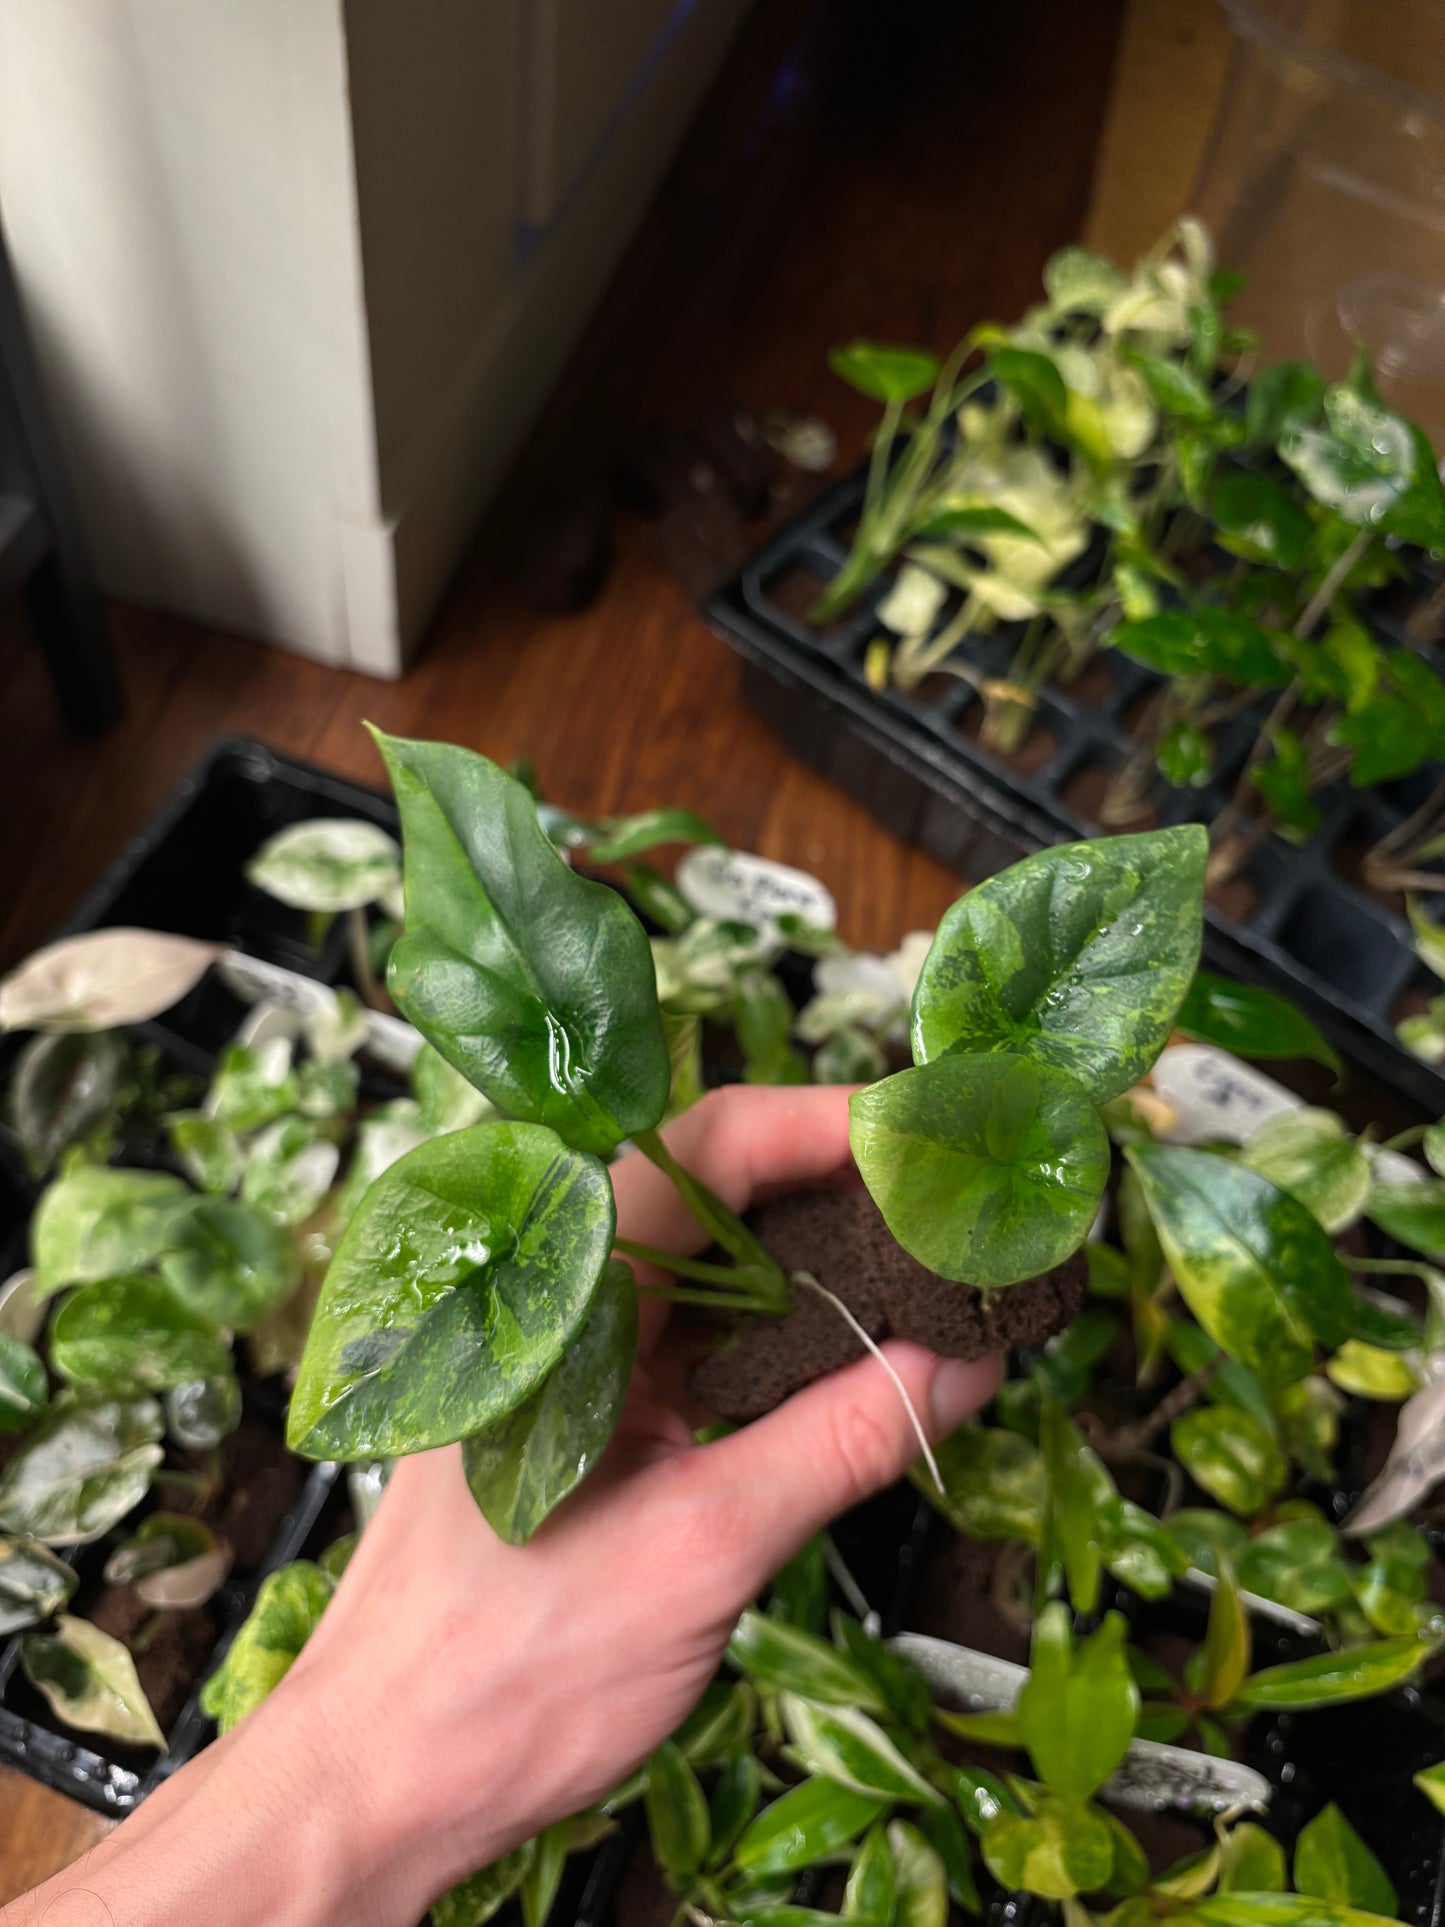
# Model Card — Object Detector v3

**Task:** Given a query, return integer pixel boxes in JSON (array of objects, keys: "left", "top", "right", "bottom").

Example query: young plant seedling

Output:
[{"left": 285, "top": 731, "right": 1208, "bottom": 1541}]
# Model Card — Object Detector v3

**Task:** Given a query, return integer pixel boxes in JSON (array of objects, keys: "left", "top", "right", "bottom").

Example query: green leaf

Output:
[
  {"left": 21, "top": 1613, "right": 166, "bottom": 1748},
  {"left": 916, "top": 1803, "right": 980, "bottom": 1914},
  {"left": 50, "top": 1275, "right": 231, "bottom": 1395},
  {"left": 989, "top": 347, "right": 1069, "bottom": 436},
  {"left": 0, "top": 1535, "right": 75, "bottom": 1633},
  {"left": 889, "top": 1820, "right": 948, "bottom": 1927},
  {"left": 376, "top": 731, "right": 670, "bottom": 1157},
  {"left": 1219, "top": 1822, "right": 1287, "bottom": 1893},
  {"left": 912, "top": 828, "right": 1206, "bottom": 1103},
  {"left": 735, "top": 967, "right": 808, "bottom": 1085},
  {"left": 850, "top": 1054, "right": 1109, "bottom": 1289},
  {"left": 1039, "top": 1398, "right": 1116, "bottom": 1614},
  {"left": 106, "top": 1512, "right": 230, "bottom": 1609},
  {"left": 1044, "top": 246, "right": 1127, "bottom": 315},
  {"left": 1157, "top": 719, "right": 1215, "bottom": 790},
  {"left": 1254, "top": 729, "right": 1320, "bottom": 840},
  {"left": 1235, "top": 1518, "right": 1354, "bottom": 1618},
  {"left": 780, "top": 1695, "right": 942, "bottom": 1805},
  {"left": 828, "top": 341, "right": 940, "bottom": 405},
  {"left": 1241, "top": 1111, "right": 1369, "bottom": 1235},
  {"left": 411, "top": 1040, "right": 495, "bottom": 1133},
  {"left": 913, "top": 503, "right": 1044, "bottom": 545},
  {"left": 0, "top": 1395, "right": 163, "bottom": 1544},
  {"left": 288, "top": 1122, "right": 613, "bottom": 1458},
  {"left": 1245, "top": 361, "right": 1327, "bottom": 449},
  {"left": 200, "top": 1560, "right": 335, "bottom": 1732},
  {"left": 1121, "top": 349, "right": 1219, "bottom": 426},
  {"left": 0, "top": 1333, "right": 46, "bottom": 1432},
  {"left": 921, "top": 1426, "right": 1043, "bottom": 1543},
  {"left": 166, "top": 1371, "right": 242, "bottom": 1450},
  {"left": 1333, "top": 695, "right": 1438, "bottom": 789},
  {"left": 168, "top": 1113, "right": 245, "bottom": 1196},
  {"left": 1198, "top": 1895, "right": 1403, "bottom": 1927},
  {"left": 981, "top": 1794, "right": 1114, "bottom": 1901},
  {"left": 208, "top": 1040, "right": 300, "bottom": 1133},
  {"left": 1294, "top": 1805, "right": 1395, "bottom": 1916},
  {"left": 675, "top": 1680, "right": 756, "bottom": 1767},
  {"left": 643, "top": 1742, "right": 712, "bottom": 1873},
  {"left": 432, "top": 1847, "right": 536, "bottom": 1927},
  {"left": 845, "top": 1821, "right": 898, "bottom": 1925},
  {"left": 1113, "top": 610, "right": 1286, "bottom": 687},
  {"left": 1414, "top": 1762, "right": 1445, "bottom": 1818},
  {"left": 1017, "top": 1604, "right": 1139, "bottom": 1801},
  {"left": 240, "top": 1115, "right": 338, "bottom": 1228},
  {"left": 832, "top": 1616, "right": 932, "bottom": 1735},
  {"left": 947, "top": 1764, "right": 1021, "bottom": 1835},
  {"left": 1173, "top": 1405, "right": 1286, "bottom": 1516},
  {"left": 728, "top": 1608, "right": 888, "bottom": 1711},
  {"left": 246, "top": 817, "right": 401, "bottom": 912},
  {"left": 160, "top": 1197, "right": 302, "bottom": 1329},
  {"left": 1327, "top": 1340, "right": 1417, "bottom": 1401},
  {"left": 1212, "top": 476, "right": 1314, "bottom": 570},
  {"left": 1281, "top": 386, "right": 1415, "bottom": 527},
  {"left": 562, "top": 807, "right": 723, "bottom": 866},
  {"left": 770, "top": 1536, "right": 829, "bottom": 1635},
  {"left": 1127, "top": 1145, "right": 1353, "bottom": 1385},
  {"left": 1200, "top": 1564, "right": 1252, "bottom": 1709},
  {"left": 521, "top": 1819, "right": 569, "bottom": 1927},
  {"left": 734, "top": 1779, "right": 888, "bottom": 1877},
  {"left": 461, "top": 1256, "right": 636, "bottom": 1542},
  {"left": 1234, "top": 1635, "right": 1439, "bottom": 1709},
  {"left": 709, "top": 1753, "right": 762, "bottom": 1866},
  {"left": 1366, "top": 1182, "right": 1445, "bottom": 1261},
  {"left": 1175, "top": 975, "right": 1340, "bottom": 1072},
  {"left": 32, "top": 1163, "right": 190, "bottom": 1296},
  {"left": 11, "top": 1029, "right": 128, "bottom": 1177}
]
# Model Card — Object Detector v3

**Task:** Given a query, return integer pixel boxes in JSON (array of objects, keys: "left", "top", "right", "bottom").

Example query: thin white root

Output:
[
  {"left": 794, "top": 1271, "right": 945, "bottom": 1495},
  {"left": 824, "top": 1532, "right": 880, "bottom": 1633}
]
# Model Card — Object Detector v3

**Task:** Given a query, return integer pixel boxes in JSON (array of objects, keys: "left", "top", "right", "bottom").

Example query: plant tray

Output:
[{"left": 702, "top": 470, "right": 1445, "bottom": 1117}]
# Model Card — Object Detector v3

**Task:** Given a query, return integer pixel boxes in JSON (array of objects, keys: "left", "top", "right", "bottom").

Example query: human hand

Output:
[{"left": 15, "top": 1087, "right": 998, "bottom": 1927}]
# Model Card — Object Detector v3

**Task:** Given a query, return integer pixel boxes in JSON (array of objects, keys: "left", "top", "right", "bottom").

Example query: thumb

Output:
[{"left": 692, "top": 1341, "right": 1001, "bottom": 1597}]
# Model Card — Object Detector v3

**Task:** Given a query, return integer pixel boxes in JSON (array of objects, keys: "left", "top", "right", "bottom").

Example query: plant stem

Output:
[
  {"left": 793, "top": 1270, "right": 944, "bottom": 1494},
  {"left": 614, "top": 1236, "right": 776, "bottom": 1292},
  {"left": 630, "top": 1130, "right": 792, "bottom": 1312},
  {"left": 1097, "top": 1357, "right": 1221, "bottom": 1460},
  {"left": 1295, "top": 526, "right": 1373, "bottom": 642},
  {"left": 1344, "top": 1256, "right": 1442, "bottom": 1282},
  {"left": 636, "top": 1283, "right": 778, "bottom": 1313},
  {"left": 1379, "top": 1124, "right": 1427, "bottom": 1155},
  {"left": 347, "top": 904, "right": 386, "bottom": 1013}
]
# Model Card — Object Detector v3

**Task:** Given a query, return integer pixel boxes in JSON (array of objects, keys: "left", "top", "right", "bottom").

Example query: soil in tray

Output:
[
  {"left": 1060, "top": 760, "right": 1160, "bottom": 834},
  {"left": 157, "top": 1412, "right": 304, "bottom": 1572},
  {"left": 687, "top": 1189, "right": 1088, "bottom": 1423},
  {"left": 909, "top": 1529, "right": 1033, "bottom": 1667},
  {"left": 89, "top": 1582, "right": 217, "bottom": 1733}
]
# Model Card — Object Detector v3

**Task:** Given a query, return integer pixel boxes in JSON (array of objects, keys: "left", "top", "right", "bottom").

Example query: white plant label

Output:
[
  {"left": 1150, "top": 1044, "right": 1301, "bottom": 1147},
  {"left": 676, "top": 847, "right": 836, "bottom": 939}
]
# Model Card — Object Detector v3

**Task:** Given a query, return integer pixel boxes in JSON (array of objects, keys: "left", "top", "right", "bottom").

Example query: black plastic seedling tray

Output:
[{"left": 703, "top": 469, "right": 1445, "bottom": 1118}]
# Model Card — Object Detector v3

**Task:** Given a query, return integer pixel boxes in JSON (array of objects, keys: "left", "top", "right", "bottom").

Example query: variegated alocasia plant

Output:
[{"left": 286, "top": 733, "right": 1211, "bottom": 1539}]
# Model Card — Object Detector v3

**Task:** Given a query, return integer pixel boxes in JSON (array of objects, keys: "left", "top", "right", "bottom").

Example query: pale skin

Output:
[{"left": 4, "top": 1087, "right": 999, "bottom": 1927}]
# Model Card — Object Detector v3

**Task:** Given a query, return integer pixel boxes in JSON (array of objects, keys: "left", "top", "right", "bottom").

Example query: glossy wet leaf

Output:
[
  {"left": 1173, "top": 1406, "right": 1287, "bottom": 1517},
  {"left": 105, "top": 1511, "right": 231, "bottom": 1606},
  {"left": 245, "top": 817, "right": 401, "bottom": 913},
  {"left": 981, "top": 1794, "right": 1114, "bottom": 1901},
  {"left": 21, "top": 1613, "right": 166, "bottom": 1748},
  {"left": 912, "top": 828, "right": 1206, "bottom": 1103},
  {"left": 1176, "top": 975, "right": 1340, "bottom": 1072},
  {"left": 160, "top": 1197, "right": 302, "bottom": 1330},
  {"left": 645, "top": 1738, "right": 710, "bottom": 1883},
  {"left": 781, "top": 1694, "right": 940, "bottom": 1805},
  {"left": 410, "top": 1040, "right": 495, "bottom": 1134},
  {"left": 12, "top": 1029, "right": 128, "bottom": 1175},
  {"left": 166, "top": 1371, "right": 242, "bottom": 1450},
  {"left": 200, "top": 1560, "right": 335, "bottom": 1732},
  {"left": 50, "top": 1275, "right": 232, "bottom": 1395},
  {"left": 0, "top": 1395, "right": 163, "bottom": 1543},
  {"left": 0, "top": 1333, "right": 46, "bottom": 1432},
  {"left": 889, "top": 1821, "right": 948, "bottom": 1927},
  {"left": 1212, "top": 476, "right": 1313, "bottom": 570},
  {"left": 921, "top": 1425, "right": 1043, "bottom": 1543},
  {"left": 1293, "top": 1804, "right": 1395, "bottom": 1915},
  {"left": 1234, "top": 1635, "right": 1438, "bottom": 1709},
  {"left": 1127, "top": 1145, "right": 1352, "bottom": 1385},
  {"left": 242, "top": 1117, "right": 338, "bottom": 1225},
  {"left": 432, "top": 1846, "right": 536, "bottom": 1927},
  {"left": 1242, "top": 1110, "right": 1369, "bottom": 1235},
  {"left": 0, "top": 928, "right": 220, "bottom": 1033},
  {"left": 728, "top": 1610, "right": 888, "bottom": 1712},
  {"left": 845, "top": 1821, "right": 898, "bottom": 1925},
  {"left": 1114, "top": 610, "right": 1286, "bottom": 687},
  {"left": 734, "top": 1778, "right": 889, "bottom": 1877},
  {"left": 851, "top": 1053, "right": 1109, "bottom": 1289},
  {"left": 1219, "top": 1822, "right": 1287, "bottom": 1893},
  {"left": 289, "top": 1122, "right": 614, "bottom": 1458},
  {"left": 168, "top": 1113, "right": 245, "bottom": 1196},
  {"left": 1281, "top": 387, "right": 1415, "bottom": 526},
  {"left": 829, "top": 341, "right": 940, "bottom": 404},
  {"left": 462, "top": 1256, "right": 636, "bottom": 1543},
  {"left": 1366, "top": 1182, "right": 1445, "bottom": 1261},
  {"left": 32, "top": 1163, "right": 190, "bottom": 1296},
  {"left": 0, "top": 1535, "right": 75, "bottom": 1633},
  {"left": 377, "top": 731, "right": 670, "bottom": 1157},
  {"left": 1017, "top": 1604, "right": 1138, "bottom": 1801}
]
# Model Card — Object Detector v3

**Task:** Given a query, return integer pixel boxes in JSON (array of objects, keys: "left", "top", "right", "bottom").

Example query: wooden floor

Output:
[{"left": 0, "top": 0, "right": 1229, "bottom": 1899}]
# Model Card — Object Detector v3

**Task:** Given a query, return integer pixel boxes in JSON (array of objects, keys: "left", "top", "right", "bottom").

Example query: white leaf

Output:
[
  {"left": 1346, "top": 1373, "right": 1445, "bottom": 1533},
  {"left": 21, "top": 1613, "right": 166, "bottom": 1749},
  {"left": 877, "top": 564, "right": 948, "bottom": 639},
  {"left": 245, "top": 818, "right": 401, "bottom": 913},
  {"left": 0, "top": 929, "right": 220, "bottom": 1033}
]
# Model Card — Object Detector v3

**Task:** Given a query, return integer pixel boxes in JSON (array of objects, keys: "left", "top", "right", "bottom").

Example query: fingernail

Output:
[{"left": 930, "top": 1357, "right": 995, "bottom": 1435}]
